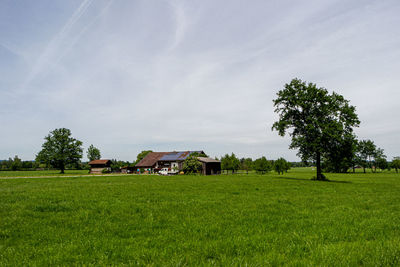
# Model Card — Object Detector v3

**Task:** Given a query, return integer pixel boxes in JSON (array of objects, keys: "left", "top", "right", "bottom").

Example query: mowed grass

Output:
[{"left": 1, "top": 170, "right": 400, "bottom": 266}]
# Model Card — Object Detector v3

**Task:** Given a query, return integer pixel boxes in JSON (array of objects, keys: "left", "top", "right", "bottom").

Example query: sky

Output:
[{"left": 1, "top": 0, "right": 400, "bottom": 161}]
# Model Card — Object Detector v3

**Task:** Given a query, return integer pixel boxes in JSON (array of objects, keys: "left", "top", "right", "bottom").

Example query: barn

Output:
[
  {"left": 88, "top": 159, "right": 112, "bottom": 174},
  {"left": 197, "top": 157, "right": 221, "bottom": 175}
]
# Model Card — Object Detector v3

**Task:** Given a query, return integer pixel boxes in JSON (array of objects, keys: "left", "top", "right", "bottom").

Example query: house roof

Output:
[
  {"left": 197, "top": 157, "right": 220, "bottom": 163},
  {"left": 135, "top": 152, "right": 169, "bottom": 167},
  {"left": 159, "top": 151, "right": 204, "bottom": 161},
  {"left": 88, "top": 159, "right": 111, "bottom": 165}
]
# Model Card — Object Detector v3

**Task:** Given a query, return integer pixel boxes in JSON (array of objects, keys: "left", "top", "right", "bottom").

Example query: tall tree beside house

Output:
[
  {"left": 182, "top": 153, "right": 202, "bottom": 174},
  {"left": 87, "top": 144, "right": 101, "bottom": 162},
  {"left": 272, "top": 78, "right": 360, "bottom": 180},
  {"left": 134, "top": 150, "right": 153, "bottom": 165},
  {"left": 36, "top": 128, "right": 83, "bottom": 174}
]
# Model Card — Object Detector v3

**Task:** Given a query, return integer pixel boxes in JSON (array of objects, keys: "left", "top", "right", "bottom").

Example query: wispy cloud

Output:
[{"left": 19, "top": 0, "right": 95, "bottom": 92}]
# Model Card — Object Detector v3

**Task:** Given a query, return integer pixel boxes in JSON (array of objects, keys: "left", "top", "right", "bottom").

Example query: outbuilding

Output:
[
  {"left": 197, "top": 157, "right": 221, "bottom": 175},
  {"left": 88, "top": 159, "right": 112, "bottom": 174}
]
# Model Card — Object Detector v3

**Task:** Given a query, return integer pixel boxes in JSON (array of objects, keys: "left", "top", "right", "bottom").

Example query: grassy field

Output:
[{"left": 1, "top": 169, "right": 400, "bottom": 266}]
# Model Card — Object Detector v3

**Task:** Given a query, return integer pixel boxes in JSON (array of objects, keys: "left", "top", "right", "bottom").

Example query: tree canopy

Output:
[
  {"left": 253, "top": 156, "right": 271, "bottom": 174},
  {"left": 274, "top": 158, "right": 290, "bottom": 175},
  {"left": 87, "top": 144, "right": 101, "bottom": 162},
  {"left": 182, "top": 153, "right": 202, "bottom": 174},
  {"left": 221, "top": 153, "right": 240, "bottom": 174},
  {"left": 36, "top": 128, "right": 83, "bottom": 173},
  {"left": 391, "top": 157, "right": 400, "bottom": 173},
  {"left": 272, "top": 78, "right": 360, "bottom": 180}
]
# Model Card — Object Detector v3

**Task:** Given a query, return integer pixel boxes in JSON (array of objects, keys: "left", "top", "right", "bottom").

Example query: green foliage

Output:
[
  {"left": 0, "top": 156, "right": 37, "bottom": 171},
  {"left": 221, "top": 153, "right": 240, "bottom": 174},
  {"left": 376, "top": 157, "right": 388, "bottom": 171},
  {"left": 2, "top": 170, "right": 400, "bottom": 265},
  {"left": 110, "top": 159, "right": 129, "bottom": 172},
  {"left": 240, "top": 158, "right": 253, "bottom": 174},
  {"left": 87, "top": 144, "right": 101, "bottom": 162},
  {"left": 36, "top": 128, "right": 83, "bottom": 174},
  {"left": 323, "top": 135, "right": 358, "bottom": 173},
  {"left": 391, "top": 157, "right": 400, "bottom": 173},
  {"left": 253, "top": 156, "right": 272, "bottom": 174},
  {"left": 356, "top": 140, "right": 387, "bottom": 173},
  {"left": 272, "top": 78, "right": 360, "bottom": 180},
  {"left": 101, "top": 168, "right": 111, "bottom": 174},
  {"left": 182, "top": 153, "right": 202, "bottom": 174},
  {"left": 274, "top": 158, "right": 290, "bottom": 174}
]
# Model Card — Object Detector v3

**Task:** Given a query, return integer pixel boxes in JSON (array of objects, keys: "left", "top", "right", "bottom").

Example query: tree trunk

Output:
[
  {"left": 363, "top": 166, "right": 366, "bottom": 173},
  {"left": 316, "top": 151, "right": 323, "bottom": 180}
]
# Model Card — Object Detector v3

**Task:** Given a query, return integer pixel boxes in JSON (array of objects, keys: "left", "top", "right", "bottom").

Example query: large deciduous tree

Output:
[
  {"left": 272, "top": 78, "right": 359, "bottom": 180},
  {"left": 36, "top": 128, "right": 83, "bottom": 173},
  {"left": 87, "top": 144, "right": 101, "bottom": 162}
]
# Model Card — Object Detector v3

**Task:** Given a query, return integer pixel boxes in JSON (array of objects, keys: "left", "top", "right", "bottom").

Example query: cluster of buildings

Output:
[{"left": 88, "top": 150, "right": 221, "bottom": 175}]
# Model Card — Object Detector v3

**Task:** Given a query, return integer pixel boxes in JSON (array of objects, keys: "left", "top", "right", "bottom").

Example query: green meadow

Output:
[{"left": 1, "top": 169, "right": 400, "bottom": 266}]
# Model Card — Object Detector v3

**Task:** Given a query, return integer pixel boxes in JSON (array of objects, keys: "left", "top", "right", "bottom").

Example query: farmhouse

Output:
[
  {"left": 135, "top": 151, "right": 221, "bottom": 175},
  {"left": 134, "top": 152, "right": 169, "bottom": 173},
  {"left": 88, "top": 159, "right": 111, "bottom": 174}
]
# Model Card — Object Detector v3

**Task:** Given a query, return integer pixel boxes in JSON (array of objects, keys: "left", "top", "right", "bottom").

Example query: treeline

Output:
[
  {"left": 322, "top": 139, "right": 400, "bottom": 173},
  {"left": 218, "top": 153, "right": 291, "bottom": 175},
  {"left": 0, "top": 155, "right": 90, "bottom": 171}
]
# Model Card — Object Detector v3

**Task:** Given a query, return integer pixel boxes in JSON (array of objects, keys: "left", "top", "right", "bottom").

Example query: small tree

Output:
[
  {"left": 391, "top": 157, "right": 400, "bottom": 173},
  {"left": 274, "top": 158, "right": 290, "bottom": 174},
  {"left": 87, "top": 144, "right": 101, "bottom": 162},
  {"left": 182, "top": 154, "right": 202, "bottom": 174},
  {"left": 376, "top": 157, "right": 388, "bottom": 171},
  {"left": 10, "top": 155, "right": 22, "bottom": 171},
  {"left": 357, "top": 140, "right": 376, "bottom": 173},
  {"left": 254, "top": 156, "right": 271, "bottom": 174},
  {"left": 36, "top": 128, "right": 83, "bottom": 173},
  {"left": 373, "top": 148, "right": 386, "bottom": 173},
  {"left": 241, "top": 158, "right": 253, "bottom": 174}
]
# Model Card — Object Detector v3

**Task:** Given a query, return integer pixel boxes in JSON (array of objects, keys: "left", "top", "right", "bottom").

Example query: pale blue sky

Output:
[{"left": 1, "top": 0, "right": 400, "bottom": 161}]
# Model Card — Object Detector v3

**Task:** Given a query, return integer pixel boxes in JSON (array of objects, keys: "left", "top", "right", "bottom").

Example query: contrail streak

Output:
[{"left": 20, "top": 0, "right": 94, "bottom": 92}]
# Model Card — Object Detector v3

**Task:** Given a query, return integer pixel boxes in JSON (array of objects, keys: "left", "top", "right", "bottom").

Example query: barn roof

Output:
[
  {"left": 159, "top": 151, "right": 204, "bottom": 161},
  {"left": 197, "top": 157, "right": 220, "bottom": 163},
  {"left": 135, "top": 152, "right": 169, "bottom": 167},
  {"left": 88, "top": 159, "right": 111, "bottom": 165}
]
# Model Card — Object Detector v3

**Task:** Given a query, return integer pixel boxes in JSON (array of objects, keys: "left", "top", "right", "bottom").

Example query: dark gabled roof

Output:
[
  {"left": 197, "top": 157, "right": 220, "bottom": 163},
  {"left": 135, "top": 152, "right": 169, "bottom": 167},
  {"left": 89, "top": 159, "right": 111, "bottom": 165},
  {"left": 159, "top": 151, "right": 204, "bottom": 161}
]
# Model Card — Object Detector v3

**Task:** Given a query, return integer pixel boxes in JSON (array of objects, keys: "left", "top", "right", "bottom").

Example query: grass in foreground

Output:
[{"left": 1, "top": 170, "right": 400, "bottom": 265}]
